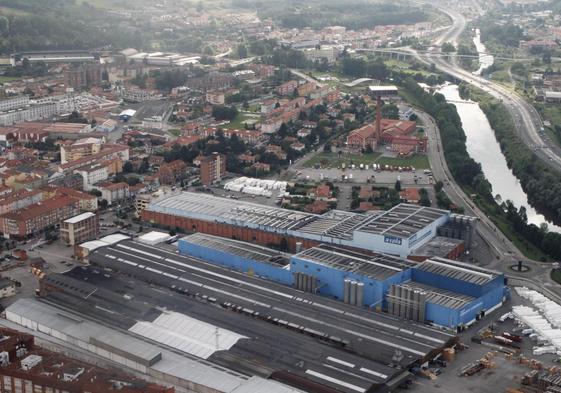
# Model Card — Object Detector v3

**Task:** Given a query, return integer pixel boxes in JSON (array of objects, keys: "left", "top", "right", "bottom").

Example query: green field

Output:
[
  {"left": 303, "top": 152, "right": 381, "bottom": 168},
  {"left": 222, "top": 113, "right": 259, "bottom": 130},
  {"left": 536, "top": 103, "right": 561, "bottom": 147},
  {"left": 0, "top": 76, "right": 19, "bottom": 84}
]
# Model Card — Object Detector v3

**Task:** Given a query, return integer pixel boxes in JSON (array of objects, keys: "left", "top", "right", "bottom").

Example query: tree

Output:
[
  {"left": 138, "top": 158, "right": 150, "bottom": 174},
  {"left": 381, "top": 103, "right": 399, "bottom": 120},
  {"left": 89, "top": 189, "right": 102, "bottom": 197},
  {"left": 237, "top": 44, "right": 248, "bottom": 59},
  {"left": 441, "top": 42, "right": 456, "bottom": 53},
  {"left": 123, "top": 161, "right": 133, "bottom": 173},
  {"left": 419, "top": 188, "right": 431, "bottom": 207},
  {"left": 394, "top": 179, "right": 402, "bottom": 192},
  {"left": 212, "top": 105, "right": 238, "bottom": 121}
]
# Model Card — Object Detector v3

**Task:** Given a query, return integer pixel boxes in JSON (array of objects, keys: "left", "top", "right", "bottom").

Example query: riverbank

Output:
[
  {"left": 400, "top": 78, "right": 550, "bottom": 261},
  {"left": 463, "top": 85, "right": 561, "bottom": 260}
]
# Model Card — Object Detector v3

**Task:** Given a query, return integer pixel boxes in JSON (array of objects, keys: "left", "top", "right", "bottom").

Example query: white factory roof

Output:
[
  {"left": 119, "top": 109, "right": 136, "bottom": 117},
  {"left": 129, "top": 311, "right": 246, "bottom": 359},
  {"left": 545, "top": 91, "right": 561, "bottom": 99},
  {"left": 137, "top": 231, "right": 169, "bottom": 245},
  {"left": 63, "top": 212, "right": 96, "bottom": 224},
  {"left": 368, "top": 85, "right": 398, "bottom": 94},
  {"left": 79, "top": 233, "right": 129, "bottom": 251},
  {"left": 4, "top": 299, "right": 300, "bottom": 393}
]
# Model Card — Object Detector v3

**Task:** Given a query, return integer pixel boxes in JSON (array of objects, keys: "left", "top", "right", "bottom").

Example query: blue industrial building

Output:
[
  {"left": 178, "top": 233, "right": 292, "bottom": 285},
  {"left": 178, "top": 234, "right": 507, "bottom": 329}
]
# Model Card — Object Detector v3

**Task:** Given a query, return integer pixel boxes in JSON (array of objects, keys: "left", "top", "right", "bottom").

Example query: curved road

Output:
[
  {"left": 412, "top": 4, "right": 561, "bottom": 294},
  {"left": 423, "top": 7, "right": 561, "bottom": 171}
]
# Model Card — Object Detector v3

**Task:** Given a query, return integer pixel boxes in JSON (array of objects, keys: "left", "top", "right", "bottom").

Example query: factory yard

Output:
[{"left": 0, "top": 232, "right": 560, "bottom": 393}]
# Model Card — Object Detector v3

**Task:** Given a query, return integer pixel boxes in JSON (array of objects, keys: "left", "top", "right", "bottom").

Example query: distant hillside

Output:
[{"left": 0, "top": 1, "right": 144, "bottom": 53}]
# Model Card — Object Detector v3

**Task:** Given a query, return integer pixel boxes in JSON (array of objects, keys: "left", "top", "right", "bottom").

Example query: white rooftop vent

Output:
[{"left": 21, "top": 355, "right": 42, "bottom": 371}]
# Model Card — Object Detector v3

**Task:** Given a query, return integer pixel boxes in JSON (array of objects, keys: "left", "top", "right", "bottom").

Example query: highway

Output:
[
  {"left": 411, "top": 3, "right": 561, "bottom": 296},
  {"left": 419, "top": 6, "right": 561, "bottom": 171}
]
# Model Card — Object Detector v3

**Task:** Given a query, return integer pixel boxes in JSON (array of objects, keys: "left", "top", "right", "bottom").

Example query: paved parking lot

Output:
[{"left": 296, "top": 168, "right": 432, "bottom": 186}]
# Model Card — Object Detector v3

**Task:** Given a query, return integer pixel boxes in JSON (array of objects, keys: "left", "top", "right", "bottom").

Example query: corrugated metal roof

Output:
[
  {"left": 63, "top": 212, "right": 95, "bottom": 224},
  {"left": 231, "top": 376, "right": 304, "bottom": 393},
  {"left": 4, "top": 299, "right": 250, "bottom": 392},
  {"left": 79, "top": 233, "right": 129, "bottom": 251},
  {"left": 129, "top": 311, "right": 246, "bottom": 359}
]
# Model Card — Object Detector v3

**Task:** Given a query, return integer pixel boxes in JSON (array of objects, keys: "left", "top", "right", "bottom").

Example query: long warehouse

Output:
[
  {"left": 141, "top": 192, "right": 476, "bottom": 257},
  {"left": 36, "top": 239, "right": 457, "bottom": 393}
]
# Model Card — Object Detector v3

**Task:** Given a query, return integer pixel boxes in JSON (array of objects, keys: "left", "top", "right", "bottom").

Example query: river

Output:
[
  {"left": 473, "top": 29, "right": 494, "bottom": 76},
  {"left": 438, "top": 85, "right": 560, "bottom": 231},
  {"left": 437, "top": 27, "right": 560, "bottom": 231}
]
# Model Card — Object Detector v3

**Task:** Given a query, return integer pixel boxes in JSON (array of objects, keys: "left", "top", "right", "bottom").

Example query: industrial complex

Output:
[
  {"left": 179, "top": 233, "right": 507, "bottom": 328},
  {"left": 142, "top": 192, "right": 477, "bottom": 258},
  {"left": 4, "top": 237, "right": 470, "bottom": 393}
]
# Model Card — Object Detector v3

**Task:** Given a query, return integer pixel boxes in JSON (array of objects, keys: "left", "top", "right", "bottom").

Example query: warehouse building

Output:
[
  {"left": 5, "top": 299, "right": 299, "bottom": 393},
  {"left": 178, "top": 233, "right": 506, "bottom": 329},
  {"left": 179, "top": 232, "right": 293, "bottom": 285},
  {"left": 399, "top": 257, "right": 507, "bottom": 328},
  {"left": 74, "top": 239, "right": 457, "bottom": 392},
  {"left": 60, "top": 211, "right": 99, "bottom": 246},
  {"left": 143, "top": 192, "right": 472, "bottom": 257}
]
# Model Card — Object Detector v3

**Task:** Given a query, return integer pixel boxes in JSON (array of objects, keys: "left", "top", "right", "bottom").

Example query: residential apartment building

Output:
[
  {"left": 60, "top": 137, "right": 103, "bottom": 164},
  {"left": 59, "top": 144, "right": 129, "bottom": 173},
  {"left": 200, "top": 152, "right": 226, "bottom": 186},
  {"left": 0, "top": 189, "right": 44, "bottom": 216},
  {"left": 205, "top": 91, "right": 225, "bottom": 105},
  {"left": 97, "top": 182, "right": 130, "bottom": 205},
  {"left": 0, "top": 96, "right": 29, "bottom": 112},
  {"left": 135, "top": 193, "right": 153, "bottom": 216},
  {"left": 0, "top": 195, "right": 80, "bottom": 238},
  {"left": 0, "top": 103, "right": 57, "bottom": 126},
  {"left": 276, "top": 80, "right": 298, "bottom": 96},
  {"left": 50, "top": 187, "right": 98, "bottom": 212},
  {"left": 60, "top": 212, "right": 99, "bottom": 246},
  {"left": 63, "top": 64, "right": 102, "bottom": 90},
  {"left": 75, "top": 164, "right": 109, "bottom": 191},
  {"left": 156, "top": 159, "right": 187, "bottom": 185}
]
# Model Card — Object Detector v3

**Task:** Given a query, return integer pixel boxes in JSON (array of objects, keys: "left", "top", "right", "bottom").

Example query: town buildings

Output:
[
  {"left": 97, "top": 182, "right": 130, "bottom": 205},
  {"left": 63, "top": 63, "right": 102, "bottom": 90},
  {"left": 0, "top": 195, "right": 80, "bottom": 238},
  {"left": 200, "top": 152, "right": 226, "bottom": 186},
  {"left": 0, "top": 327, "right": 174, "bottom": 393},
  {"left": 60, "top": 212, "right": 99, "bottom": 246},
  {"left": 346, "top": 119, "right": 422, "bottom": 154}
]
